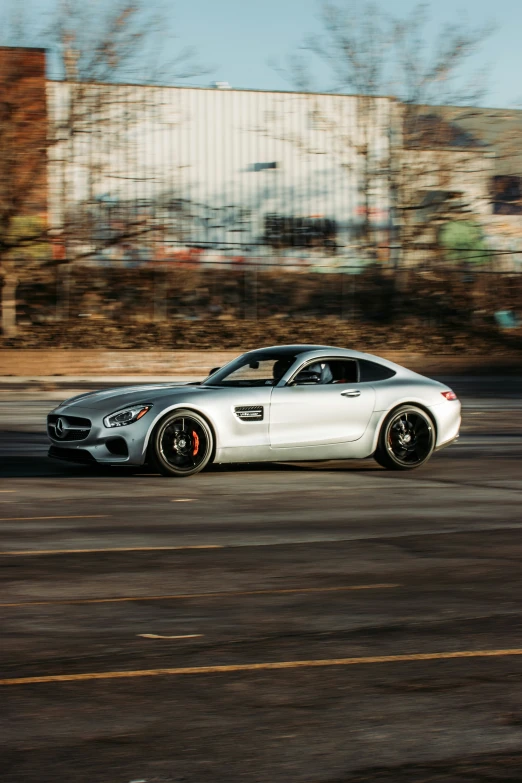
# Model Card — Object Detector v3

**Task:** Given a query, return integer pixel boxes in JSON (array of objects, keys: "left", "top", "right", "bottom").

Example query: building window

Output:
[
  {"left": 248, "top": 162, "right": 278, "bottom": 172},
  {"left": 491, "top": 176, "right": 522, "bottom": 215},
  {"left": 264, "top": 214, "right": 337, "bottom": 249}
]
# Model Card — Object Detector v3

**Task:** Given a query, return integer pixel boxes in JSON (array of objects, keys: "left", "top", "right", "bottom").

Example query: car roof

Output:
[
  {"left": 242, "top": 344, "right": 419, "bottom": 377},
  {"left": 242, "top": 345, "right": 329, "bottom": 357},
  {"left": 244, "top": 344, "right": 407, "bottom": 372}
]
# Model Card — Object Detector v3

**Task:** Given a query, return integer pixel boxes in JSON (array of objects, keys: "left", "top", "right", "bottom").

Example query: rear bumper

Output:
[
  {"left": 434, "top": 432, "right": 460, "bottom": 451},
  {"left": 431, "top": 400, "right": 461, "bottom": 450}
]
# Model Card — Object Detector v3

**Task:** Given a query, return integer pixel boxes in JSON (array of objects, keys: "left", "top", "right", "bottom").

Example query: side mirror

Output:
[
  {"left": 209, "top": 367, "right": 221, "bottom": 375},
  {"left": 291, "top": 370, "right": 321, "bottom": 386}
]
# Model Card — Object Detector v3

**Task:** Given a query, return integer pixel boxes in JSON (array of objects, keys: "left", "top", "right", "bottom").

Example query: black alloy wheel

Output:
[
  {"left": 374, "top": 405, "right": 435, "bottom": 471},
  {"left": 150, "top": 409, "right": 214, "bottom": 477}
]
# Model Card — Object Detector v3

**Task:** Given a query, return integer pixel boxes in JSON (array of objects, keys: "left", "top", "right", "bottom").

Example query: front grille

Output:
[
  {"left": 62, "top": 429, "right": 90, "bottom": 441},
  {"left": 48, "top": 414, "right": 92, "bottom": 442}
]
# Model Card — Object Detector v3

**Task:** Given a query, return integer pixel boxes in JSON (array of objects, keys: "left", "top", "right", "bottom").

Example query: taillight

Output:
[{"left": 441, "top": 390, "right": 458, "bottom": 401}]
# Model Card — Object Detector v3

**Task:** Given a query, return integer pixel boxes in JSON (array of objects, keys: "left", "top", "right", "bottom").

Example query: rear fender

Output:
[{"left": 369, "top": 401, "right": 440, "bottom": 455}]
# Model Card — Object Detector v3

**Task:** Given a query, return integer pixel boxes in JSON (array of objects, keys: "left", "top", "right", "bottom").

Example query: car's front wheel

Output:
[
  {"left": 149, "top": 409, "right": 214, "bottom": 477},
  {"left": 374, "top": 405, "right": 435, "bottom": 471}
]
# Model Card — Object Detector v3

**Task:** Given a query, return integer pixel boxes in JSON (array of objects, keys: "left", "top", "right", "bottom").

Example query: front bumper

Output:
[
  {"left": 48, "top": 445, "right": 98, "bottom": 464},
  {"left": 47, "top": 406, "right": 152, "bottom": 466}
]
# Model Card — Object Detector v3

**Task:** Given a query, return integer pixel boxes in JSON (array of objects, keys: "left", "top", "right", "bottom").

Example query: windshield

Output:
[{"left": 203, "top": 350, "right": 300, "bottom": 387}]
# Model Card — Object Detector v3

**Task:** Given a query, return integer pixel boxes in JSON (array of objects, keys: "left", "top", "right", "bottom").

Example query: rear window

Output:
[{"left": 358, "top": 359, "right": 396, "bottom": 382}]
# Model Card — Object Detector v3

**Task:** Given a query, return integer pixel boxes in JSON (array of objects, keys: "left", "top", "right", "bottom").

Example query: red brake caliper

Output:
[{"left": 192, "top": 431, "right": 200, "bottom": 456}]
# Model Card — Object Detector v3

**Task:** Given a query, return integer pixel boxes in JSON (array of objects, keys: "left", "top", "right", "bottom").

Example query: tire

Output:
[
  {"left": 374, "top": 405, "right": 435, "bottom": 471},
  {"left": 149, "top": 409, "right": 214, "bottom": 477}
]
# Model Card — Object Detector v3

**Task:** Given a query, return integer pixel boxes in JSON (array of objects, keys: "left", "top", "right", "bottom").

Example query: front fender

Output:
[{"left": 141, "top": 401, "right": 220, "bottom": 460}]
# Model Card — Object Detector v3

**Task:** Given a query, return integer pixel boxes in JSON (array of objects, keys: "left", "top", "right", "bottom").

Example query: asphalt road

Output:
[{"left": 1, "top": 378, "right": 522, "bottom": 783}]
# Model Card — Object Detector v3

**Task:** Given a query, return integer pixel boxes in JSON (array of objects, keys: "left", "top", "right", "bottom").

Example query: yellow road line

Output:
[
  {"left": 0, "top": 515, "right": 109, "bottom": 523},
  {"left": 3, "top": 649, "right": 522, "bottom": 687},
  {"left": 0, "top": 584, "right": 399, "bottom": 608},
  {"left": 0, "top": 545, "right": 222, "bottom": 556}
]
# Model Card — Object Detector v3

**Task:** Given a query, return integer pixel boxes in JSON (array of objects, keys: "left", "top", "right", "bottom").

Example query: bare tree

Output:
[
  {"left": 0, "top": 46, "right": 48, "bottom": 337},
  {"left": 284, "top": 1, "right": 493, "bottom": 267},
  {"left": 0, "top": 0, "right": 206, "bottom": 336},
  {"left": 389, "top": 3, "right": 492, "bottom": 267}
]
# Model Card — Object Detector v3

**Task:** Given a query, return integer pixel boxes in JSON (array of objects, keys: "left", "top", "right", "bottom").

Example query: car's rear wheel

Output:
[
  {"left": 149, "top": 409, "right": 214, "bottom": 477},
  {"left": 374, "top": 405, "right": 435, "bottom": 471}
]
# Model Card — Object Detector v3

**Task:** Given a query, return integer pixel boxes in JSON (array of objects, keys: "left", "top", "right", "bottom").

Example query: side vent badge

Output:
[{"left": 235, "top": 406, "right": 263, "bottom": 422}]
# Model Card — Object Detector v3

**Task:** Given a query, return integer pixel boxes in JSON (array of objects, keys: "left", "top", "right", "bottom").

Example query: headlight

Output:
[{"left": 103, "top": 405, "right": 152, "bottom": 428}]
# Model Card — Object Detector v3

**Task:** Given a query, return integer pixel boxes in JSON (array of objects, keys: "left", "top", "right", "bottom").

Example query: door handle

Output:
[{"left": 341, "top": 390, "right": 361, "bottom": 398}]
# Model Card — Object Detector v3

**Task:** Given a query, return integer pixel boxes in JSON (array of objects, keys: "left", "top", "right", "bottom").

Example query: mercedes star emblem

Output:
[{"left": 55, "top": 417, "right": 66, "bottom": 439}]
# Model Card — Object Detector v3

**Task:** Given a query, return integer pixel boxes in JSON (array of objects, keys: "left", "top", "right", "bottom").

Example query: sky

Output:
[{"left": 6, "top": 0, "right": 522, "bottom": 108}]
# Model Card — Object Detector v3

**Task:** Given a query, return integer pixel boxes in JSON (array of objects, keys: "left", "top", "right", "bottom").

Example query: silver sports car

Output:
[{"left": 47, "top": 344, "right": 461, "bottom": 476}]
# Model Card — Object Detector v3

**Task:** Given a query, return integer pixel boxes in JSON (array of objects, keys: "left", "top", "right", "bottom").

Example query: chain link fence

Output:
[{"left": 15, "top": 259, "right": 522, "bottom": 329}]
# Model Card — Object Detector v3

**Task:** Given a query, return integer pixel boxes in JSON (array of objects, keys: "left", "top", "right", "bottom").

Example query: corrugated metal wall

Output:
[{"left": 47, "top": 82, "right": 394, "bottom": 264}]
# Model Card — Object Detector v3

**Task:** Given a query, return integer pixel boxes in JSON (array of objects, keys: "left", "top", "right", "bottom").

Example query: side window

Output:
[
  {"left": 358, "top": 359, "right": 396, "bottom": 382},
  {"left": 292, "top": 359, "right": 358, "bottom": 385},
  {"left": 328, "top": 360, "right": 358, "bottom": 383}
]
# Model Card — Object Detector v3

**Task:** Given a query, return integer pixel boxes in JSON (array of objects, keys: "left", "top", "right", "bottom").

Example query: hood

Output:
[{"left": 59, "top": 383, "right": 204, "bottom": 411}]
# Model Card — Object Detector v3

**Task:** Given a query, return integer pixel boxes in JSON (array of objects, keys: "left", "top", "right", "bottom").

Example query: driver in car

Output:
[
  {"left": 307, "top": 362, "right": 333, "bottom": 384},
  {"left": 276, "top": 360, "right": 334, "bottom": 385}
]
